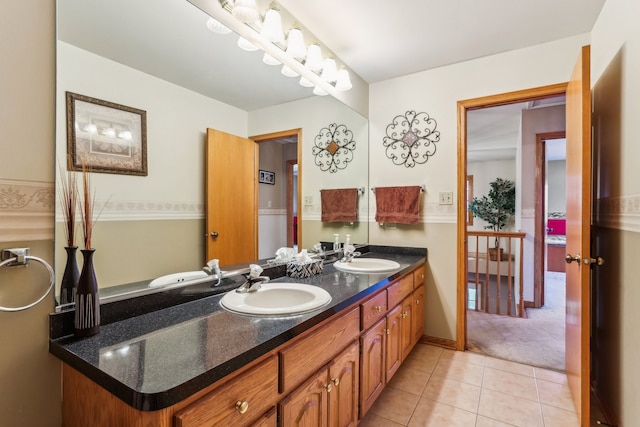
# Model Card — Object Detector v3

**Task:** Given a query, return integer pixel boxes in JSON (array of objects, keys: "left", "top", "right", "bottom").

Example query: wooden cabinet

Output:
[
  {"left": 360, "top": 289, "right": 387, "bottom": 331},
  {"left": 385, "top": 305, "right": 403, "bottom": 381},
  {"left": 174, "top": 355, "right": 278, "bottom": 427},
  {"left": 412, "top": 285, "right": 425, "bottom": 345},
  {"left": 400, "top": 295, "right": 414, "bottom": 361},
  {"left": 280, "top": 342, "right": 359, "bottom": 427},
  {"left": 359, "top": 318, "right": 386, "bottom": 417}
]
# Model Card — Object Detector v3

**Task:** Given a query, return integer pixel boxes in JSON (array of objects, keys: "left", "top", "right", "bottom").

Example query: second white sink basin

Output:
[
  {"left": 148, "top": 271, "right": 211, "bottom": 288},
  {"left": 333, "top": 258, "right": 401, "bottom": 273},
  {"left": 220, "top": 283, "right": 332, "bottom": 316}
]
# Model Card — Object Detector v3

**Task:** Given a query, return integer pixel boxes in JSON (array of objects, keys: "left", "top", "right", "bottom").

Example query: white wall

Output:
[
  {"left": 369, "top": 34, "right": 590, "bottom": 340},
  {"left": 547, "top": 160, "right": 566, "bottom": 214}
]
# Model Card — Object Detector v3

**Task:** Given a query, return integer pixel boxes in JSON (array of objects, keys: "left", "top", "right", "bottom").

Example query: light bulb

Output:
[
  {"left": 305, "top": 44, "right": 323, "bottom": 73},
  {"left": 335, "top": 69, "right": 352, "bottom": 91},
  {"left": 260, "top": 8, "right": 284, "bottom": 43},
  {"left": 281, "top": 65, "right": 298, "bottom": 77},
  {"left": 321, "top": 58, "right": 338, "bottom": 83},
  {"left": 286, "top": 28, "right": 306, "bottom": 60},
  {"left": 232, "top": 0, "right": 259, "bottom": 23}
]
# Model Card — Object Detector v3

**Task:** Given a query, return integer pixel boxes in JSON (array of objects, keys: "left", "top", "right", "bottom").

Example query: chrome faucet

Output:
[
  {"left": 341, "top": 250, "right": 361, "bottom": 263},
  {"left": 202, "top": 259, "right": 222, "bottom": 286},
  {"left": 235, "top": 275, "right": 269, "bottom": 293}
]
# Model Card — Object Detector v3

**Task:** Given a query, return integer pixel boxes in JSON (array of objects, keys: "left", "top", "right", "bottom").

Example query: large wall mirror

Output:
[{"left": 55, "top": 0, "right": 369, "bottom": 304}]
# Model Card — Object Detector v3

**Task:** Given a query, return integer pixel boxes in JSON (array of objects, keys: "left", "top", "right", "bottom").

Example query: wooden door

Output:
[
  {"left": 564, "top": 45, "right": 591, "bottom": 426},
  {"left": 328, "top": 342, "right": 359, "bottom": 427},
  {"left": 205, "top": 128, "right": 257, "bottom": 266},
  {"left": 412, "top": 285, "right": 425, "bottom": 345},
  {"left": 279, "top": 368, "right": 328, "bottom": 427},
  {"left": 359, "top": 318, "right": 386, "bottom": 417},
  {"left": 400, "top": 295, "right": 414, "bottom": 361},
  {"left": 385, "top": 305, "right": 403, "bottom": 382}
]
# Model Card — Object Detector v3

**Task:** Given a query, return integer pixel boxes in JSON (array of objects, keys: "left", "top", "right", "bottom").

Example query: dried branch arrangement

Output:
[{"left": 58, "top": 163, "right": 78, "bottom": 247}]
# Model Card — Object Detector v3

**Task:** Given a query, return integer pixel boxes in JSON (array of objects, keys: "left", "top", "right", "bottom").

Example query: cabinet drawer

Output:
[
  {"left": 413, "top": 264, "right": 426, "bottom": 288},
  {"left": 174, "top": 355, "right": 278, "bottom": 427},
  {"left": 280, "top": 307, "right": 360, "bottom": 394},
  {"left": 387, "top": 274, "right": 414, "bottom": 308},
  {"left": 361, "top": 290, "right": 387, "bottom": 331}
]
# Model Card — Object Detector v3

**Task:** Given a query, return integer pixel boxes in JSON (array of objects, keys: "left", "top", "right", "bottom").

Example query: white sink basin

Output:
[
  {"left": 148, "top": 271, "right": 211, "bottom": 288},
  {"left": 333, "top": 258, "right": 401, "bottom": 273},
  {"left": 220, "top": 283, "right": 331, "bottom": 316}
]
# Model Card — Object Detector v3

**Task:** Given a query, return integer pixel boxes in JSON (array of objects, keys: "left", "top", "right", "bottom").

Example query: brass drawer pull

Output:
[
  {"left": 401, "top": 311, "right": 408, "bottom": 318},
  {"left": 374, "top": 305, "right": 382, "bottom": 312},
  {"left": 415, "top": 299, "right": 420, "bottom": 305},
  {"left": 324, "top": 383, "right": 333, "bottom": 392},
  {"left": 235, "top": 401, "right": 249, "bottom": 414},
  {"left": 332, "top": 377, "right": 340, "bottom": 387}
]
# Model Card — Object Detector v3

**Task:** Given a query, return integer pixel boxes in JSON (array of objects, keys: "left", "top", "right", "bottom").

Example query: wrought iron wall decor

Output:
[
  {"left": 312, "top": 123, "right": 356, "bottom": 173},
  {"left": 383, "top": 110, "right": 440, "bottom": 168}
]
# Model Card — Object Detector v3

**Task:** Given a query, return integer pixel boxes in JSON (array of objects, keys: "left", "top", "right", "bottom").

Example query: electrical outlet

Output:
[
  {"left": 304, "top": 196, "right": 313, "bottom": 205},
  {"left": 438, "top": 191, "right": 454, "bottom": 205}
]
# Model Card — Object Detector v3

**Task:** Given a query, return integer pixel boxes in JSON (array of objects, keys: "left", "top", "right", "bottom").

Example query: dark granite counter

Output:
[{"left": 49, "top": 246, "right": 426, "bottom": 411}]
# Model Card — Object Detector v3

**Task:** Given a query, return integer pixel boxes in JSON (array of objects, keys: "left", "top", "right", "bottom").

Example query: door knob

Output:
[
  {"left": 210, "top": 232, "right": 219, "bottom": 238},
  {"left": 565, "top": 253, "right": 581, "bottom": 264},
  {"left": 583, "top": 256, "right": 605, "bottom": 266}
]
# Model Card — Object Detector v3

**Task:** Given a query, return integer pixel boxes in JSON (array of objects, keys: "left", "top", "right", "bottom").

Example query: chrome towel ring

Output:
[{"left": 0, "top": 248, "right": 55, "bottom": 312}]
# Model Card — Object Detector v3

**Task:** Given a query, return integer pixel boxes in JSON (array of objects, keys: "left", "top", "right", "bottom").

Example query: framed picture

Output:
[
  {"left": 259, "top": 169, "right": 275, "bottom": 185},
  {"left": 66, "top": 92, "right": 147, "bottom": 176}
]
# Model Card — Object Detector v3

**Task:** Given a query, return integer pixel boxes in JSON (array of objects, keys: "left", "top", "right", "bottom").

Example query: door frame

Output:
[
  {"left": 456, "top": 83, "right": 568, "bottom": 351},
  {"left": 286, "top": 159, "right": 297, "bottom": 247},
  {"left": 533, "top": 130, "right": 566, "bottom": 308},
  {"left": 250, "top": 128, "right": 303, "bottom": 249}
]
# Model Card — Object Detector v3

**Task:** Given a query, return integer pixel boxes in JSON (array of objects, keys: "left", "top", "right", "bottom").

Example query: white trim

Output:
[{"left": 258, "top": 209, "right": 287, "bottom": 216}]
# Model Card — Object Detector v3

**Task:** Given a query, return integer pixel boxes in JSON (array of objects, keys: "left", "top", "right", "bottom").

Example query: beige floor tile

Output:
[
  {"left": 358, "top": 412, "right": 405, "bottom": 427},
  {"left": 421, "top": 373, "right": 481, "bottom": 413},
  {"left": 478, "top": 388, "right": 544, "bottom": 427},
  {"left": 482, "top": 367, "right": 538, "bottom": 401},
  {"left": 403, "top": 351, "right": 439, "bottom": 374},
  {"left": 369, "top": 386, "right": 421, "bottom": 425},
  {"left": 533, "top": 367, "right": 567, "bottom": 384},
  {"left": 475, "top": 415, "right": 518, "bottom": 426},
  {"left": 432, "top": 358, "right": 485, "bottom": 386},
  {"left": 541, "top": 403, "right": 580, "bottom": 427},
  {"left": 408, "top": 398, "right": 477, "bottom": 427},
  {"left": 536, "top": 378, "right": 574, "bottom": 411},
  {"left": 387, "top": 365, "right": 431, "bottom": 396},
  {"left": 439, "top": 348, "right": 486, "bottom": 366},
  {"left": 484, "top": 357, "right": 535, "bottom": 377}
]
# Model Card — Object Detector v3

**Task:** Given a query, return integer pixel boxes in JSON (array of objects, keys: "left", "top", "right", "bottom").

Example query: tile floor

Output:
[{"left": 359, "top": 343, "right": 579, "bottom": 427}]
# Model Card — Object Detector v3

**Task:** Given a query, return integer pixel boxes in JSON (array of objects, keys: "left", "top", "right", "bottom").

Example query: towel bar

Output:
[
  {"left": 0, "top": 248, "right": 55, "bottom": 312},
  {"left": 371, "top": 185, "right": 425, "bottom": 193}
]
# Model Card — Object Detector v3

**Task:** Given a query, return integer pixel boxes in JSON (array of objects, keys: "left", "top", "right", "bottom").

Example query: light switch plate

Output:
[
  {"left": 304, "top": 196, "right": 313, "bottom": 205},
  {"left": 438, "top": 192, "right": 454, "bottom": 205}
]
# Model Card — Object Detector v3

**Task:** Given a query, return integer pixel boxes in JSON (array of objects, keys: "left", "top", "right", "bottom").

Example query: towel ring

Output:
[{"left": 0, "top": 255, "right": 55, "bottom": 312}]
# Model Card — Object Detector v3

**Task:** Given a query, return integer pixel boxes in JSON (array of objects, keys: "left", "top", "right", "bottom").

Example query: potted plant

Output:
[{"left": 469, "top": 177, "right": 516, "bottom": 261}]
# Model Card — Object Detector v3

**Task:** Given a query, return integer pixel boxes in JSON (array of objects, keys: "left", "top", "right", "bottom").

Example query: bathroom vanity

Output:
[{"left": 49, "top": 246, "right": 427, "bottom": 426}]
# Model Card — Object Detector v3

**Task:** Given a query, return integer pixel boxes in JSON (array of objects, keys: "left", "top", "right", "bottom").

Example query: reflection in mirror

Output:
[{"left": 55, "top": 0, "right": 369, "bottom": 306}]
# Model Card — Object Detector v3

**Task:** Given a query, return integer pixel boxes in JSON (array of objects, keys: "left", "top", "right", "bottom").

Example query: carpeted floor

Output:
[{"left": 467, "top": 272, "right": 566, "bottom": 371}]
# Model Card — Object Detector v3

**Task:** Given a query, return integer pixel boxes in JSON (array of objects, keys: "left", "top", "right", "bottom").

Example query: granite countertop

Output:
[
  {"left": 546, "top": 235, "right": 566, "bottom": 245},
  {"left": 49, "top": 247, "right": 426, "bottom": 411}
]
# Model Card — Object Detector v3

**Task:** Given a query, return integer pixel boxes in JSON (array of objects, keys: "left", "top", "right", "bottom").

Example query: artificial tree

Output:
[{"left": 469, "top": 177, "right": 516, "bottom": 260}]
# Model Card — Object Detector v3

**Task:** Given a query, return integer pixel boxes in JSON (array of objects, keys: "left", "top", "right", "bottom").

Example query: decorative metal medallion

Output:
[
  {"left": 312, "top": 123, "right": 356, "bottom": 173},
  {"left": 383, "top": 110, "right": 440, "bottom": 167}
]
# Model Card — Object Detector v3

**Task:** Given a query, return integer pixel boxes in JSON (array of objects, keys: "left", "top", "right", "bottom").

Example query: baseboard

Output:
[
  {"left": 523, "top": 301, "right": 535, "bottom": 308},
  {"left": 420, "top": 335, "right": 456, "bottom": 350}
]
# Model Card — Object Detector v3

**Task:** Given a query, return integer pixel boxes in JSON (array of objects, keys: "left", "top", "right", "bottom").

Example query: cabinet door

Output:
[
  {"left": 412, "top": 285, "right": 425, "bottom": 345},
  {"left": 360, "top": 318, "right": 386, "bottom": 417},
  {"left": 252, "top": 407, "right": 277, "bottom": 427},
  {"left": 279, "top": 367, "right": 329, "bottom": 427},
  {"left": 328, "top": 342, "right": 359, "bottom": 427},
  {"left": 400, "top": 295, "right": 414, "bottom": 362},
  {"left": 385, "top": 305, "right": 403, "bottom": 382}
]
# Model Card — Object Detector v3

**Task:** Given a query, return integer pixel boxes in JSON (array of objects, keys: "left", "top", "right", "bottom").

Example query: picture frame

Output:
[
  {"left": 259, "top": 169, "right": 275, "bottom": 185},
  {"left": 66, "top": 91, "right": 148, "bottom": 176}
]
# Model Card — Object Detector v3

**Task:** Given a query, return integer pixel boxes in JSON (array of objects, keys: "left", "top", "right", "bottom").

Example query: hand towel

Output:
[
  {"left": 320, "top": 188, "right": 358, "bottom": 222},
  {"left": 374, "top": 186, "right": 421, "bottom": 224}
]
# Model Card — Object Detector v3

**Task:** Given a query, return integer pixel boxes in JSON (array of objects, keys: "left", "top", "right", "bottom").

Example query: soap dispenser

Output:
[{"left": 333, "top": 234, "right": 340, "bottom": 251}]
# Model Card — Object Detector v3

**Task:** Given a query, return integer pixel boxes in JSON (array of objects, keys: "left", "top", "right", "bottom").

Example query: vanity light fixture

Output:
[
  {"left": 305, "top": 43, "right": 323, "bottom": 73},
  {"left": 260, "top": 6, "right": 284, "bottom": 43},
  {"left": 263, "top": 52, "right": 281, "bottom": 65},
  {"left": 281, "top": 65, "right": 298, "bottom": 77},
  {"left": 237, "top": 36, "right": 258, "bottom": 51},
  {"left": 320, "top": 58, "right": 338, "bottom": 83},
  {"left": 285, "top": 27, "right": 306, "bottom": 60},
  {"left": 206, "top": 17, "right": 232, "bottom": 35},
  {"left": 335, "top": 69, "right": 352, "bottom": 91},
  {"left": 231, "top": 0, "right": 259, "bottom": 24}
]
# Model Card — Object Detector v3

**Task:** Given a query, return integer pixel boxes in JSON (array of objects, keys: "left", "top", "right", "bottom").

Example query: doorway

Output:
[
  {"left": 457, "top": 83, "right": 568, "bottom": 358},
  {"left": 251, "top": 129, "right": 302, "bottom": 259}
]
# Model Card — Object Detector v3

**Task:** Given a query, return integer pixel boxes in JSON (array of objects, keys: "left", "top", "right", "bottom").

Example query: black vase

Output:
[
  {"left": 59, "top": 246, "right": 79, "bottom": 305},
  {"left": 74, "top": 248, "right": 100, "bottom": 337}
]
